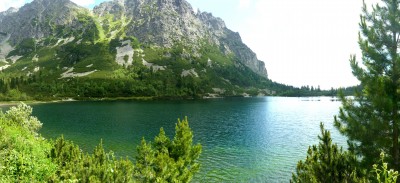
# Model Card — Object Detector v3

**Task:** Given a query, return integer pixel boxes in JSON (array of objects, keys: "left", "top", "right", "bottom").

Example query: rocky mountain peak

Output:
[
  {"left": 157, "top": 0, "right": 194, "bottom": 14},
  {"left": 20, "top": 0, "right": 81, "bottom": 14},
  {"left": 197, "top": 11, "right": 226, "bottom": 31},
  {"left": 2, "top": 7, "right": 18, "bottom": 15},
  {"left": 0, "top": 0, "right": 88, "bottom": 45},
  {"left": 0, "top": 8, "right": 18, "bottom": 24}
]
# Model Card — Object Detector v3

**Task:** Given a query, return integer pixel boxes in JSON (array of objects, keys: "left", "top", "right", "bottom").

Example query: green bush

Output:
[
  {"left": 134, "top": 117, "right": 202, "bottom": 182},
  {"left": 48, "top": 137, "right": 134, "bottom": 183},
  {"left": 291, "top": 123, "right": 364, "bottom": 183},
  {"left": 0, "top": 103, "right": 56, "bottom": 182}
]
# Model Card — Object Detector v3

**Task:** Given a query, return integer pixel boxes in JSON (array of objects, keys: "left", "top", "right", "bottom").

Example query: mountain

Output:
[
  {"left": 93, "top": 0, "right": 267, "bottom": 76},
  {"left": 0, "top": 0, "right": 274, "bottom": 100}
]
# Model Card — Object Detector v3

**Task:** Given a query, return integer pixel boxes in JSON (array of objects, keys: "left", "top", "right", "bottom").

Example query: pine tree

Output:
[
  {"left": 134, "top": 138, "right": 156, "bottom": 182},
  {"left": 335, "top": 0, "right": 400, "bottom": 170},
  {"left": 291, "top": 123, "right": 363, "bottom": 183},
  {"left": 134, "top": 117, "right": 202, "bottom": 183},
  {"left": 49, "top": 136, "right": 133, "bottom": 183},
  {"left": 171, "top": 117, "right": 202, "bottom": 182}
]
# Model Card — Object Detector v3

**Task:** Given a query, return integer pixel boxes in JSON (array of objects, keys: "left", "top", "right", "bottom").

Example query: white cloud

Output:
[
  {"left": 0, "top": 0, "right": 26, "bottom": 12},
  {"left": 70, "top": 0, "right": 96, "bottom": 7},
  {"left": 236, "top": 0, "right": 365, "bottom": 89},
  {"left": 238, "top": 0, "right": 251, "bottom": 9}
]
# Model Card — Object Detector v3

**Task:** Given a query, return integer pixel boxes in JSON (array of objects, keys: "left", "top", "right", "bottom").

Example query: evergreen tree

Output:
[
  {"left": 335, "top": 0, "right": 400, "bottom": 170},
  {"left": 134, "top": 117, "right": 202, "bottom": 183},
  {"left": 134, "top": 138, "right": 156, "bottom": 182},
  {"left": 291, "top": 123, "right": 363, "bottom": 183},
  {"left": 49, "top": 136, "right": 134, "bottom": 183},
  {"left": 171, "top": 117, "right": 202, "bottom": 182}
]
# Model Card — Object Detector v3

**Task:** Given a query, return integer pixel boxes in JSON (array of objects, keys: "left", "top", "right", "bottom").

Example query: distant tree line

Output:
[
  {"left": 0, "top": 71, "right": 361, "bottom": 101},
  {"left": 275, "top": 84, "right": 361, "bottom": 97}
]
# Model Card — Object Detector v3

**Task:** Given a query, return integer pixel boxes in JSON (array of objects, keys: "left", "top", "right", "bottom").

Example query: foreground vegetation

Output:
[
  {"left": 292, "top": 123, "right": 398, "bottom": 183},
  {"left": 0, "top": 103, "right": 201, "bottom": 182}
]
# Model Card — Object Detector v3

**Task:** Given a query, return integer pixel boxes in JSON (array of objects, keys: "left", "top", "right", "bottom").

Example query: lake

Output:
[{"left": 28, "top": 97, "right": 346, "bottom": 182}]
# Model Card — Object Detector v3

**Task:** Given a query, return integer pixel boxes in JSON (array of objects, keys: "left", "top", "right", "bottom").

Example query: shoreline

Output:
[
  {"left": 0, "top": 99, "right": 79, "bottom": 107},
  {"left": 0, "top": 101, "right": 55, "bottom": 107},
  {"left": 0, "top": 95, "right": 343, "bottom": 107}
]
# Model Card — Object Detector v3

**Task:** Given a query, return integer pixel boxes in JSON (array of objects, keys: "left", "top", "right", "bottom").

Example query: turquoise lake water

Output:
[{"left": 28, "top": 97, "right": 346, "bottom": 182}]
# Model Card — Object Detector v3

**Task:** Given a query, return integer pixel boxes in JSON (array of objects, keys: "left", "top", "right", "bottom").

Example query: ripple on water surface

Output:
[{"left": 31, "top": 97, "right": 347, "bottom": 182}]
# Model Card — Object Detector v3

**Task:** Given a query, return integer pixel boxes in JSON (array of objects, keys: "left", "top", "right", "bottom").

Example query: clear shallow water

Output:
[{"left": 27, "top": 97, "right": 346, "bottom": 182}]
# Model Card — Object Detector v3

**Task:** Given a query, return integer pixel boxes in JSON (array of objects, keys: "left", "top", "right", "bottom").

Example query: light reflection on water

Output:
[{"left": 28, "top": 97, "right": 346, "bottom": 182}]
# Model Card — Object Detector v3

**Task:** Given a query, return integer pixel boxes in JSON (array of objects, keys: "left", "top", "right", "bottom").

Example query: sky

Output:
[{"left": 0, "top": 0, "right": 381, "bottom": 89}]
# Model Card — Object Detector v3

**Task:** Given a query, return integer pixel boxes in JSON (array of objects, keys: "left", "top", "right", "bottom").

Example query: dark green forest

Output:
[{"left": 0, "top": 73, "right": 359, "bottom": 101}]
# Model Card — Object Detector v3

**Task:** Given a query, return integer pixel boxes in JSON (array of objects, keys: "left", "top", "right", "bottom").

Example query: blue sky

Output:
[{"left": 0, "top": 0, "right": 381, "bottom": 89}]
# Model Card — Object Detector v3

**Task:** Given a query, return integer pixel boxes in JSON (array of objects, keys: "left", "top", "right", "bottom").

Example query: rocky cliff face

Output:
[
  {"left": 0, "top": 7, "right": 18, "bottom": 20},
  {"left": 93, "top": 0, "right": 268, "bottom": 77},
  {"left": 0, "top": 0, "right": 89, "bottom": 45}
]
